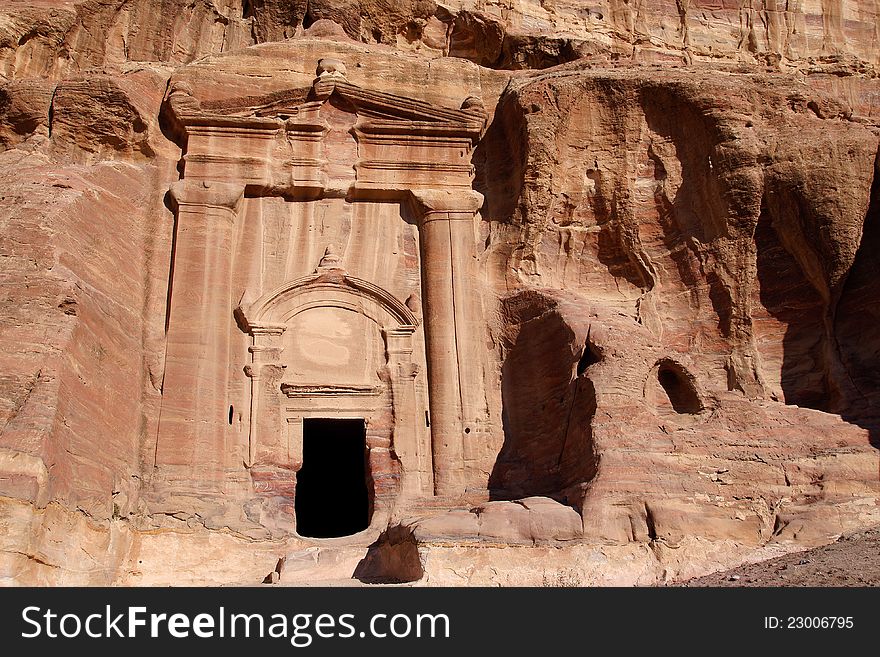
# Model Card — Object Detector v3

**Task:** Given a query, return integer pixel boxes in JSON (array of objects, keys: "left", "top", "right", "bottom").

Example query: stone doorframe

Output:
[{"left": 236, "top": 258, "right": 429, "bottom": 504}]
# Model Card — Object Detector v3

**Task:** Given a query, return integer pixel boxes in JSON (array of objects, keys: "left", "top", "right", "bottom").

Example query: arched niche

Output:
[
  {"left": 236, "top": 267, "right": 427, "bottom": 539},
  {"left": 645, "top": 358, "right": 704, "bottom": 417},
  {"left": 242, "top": 274, "right": 418, "bottom": 393},
  {"left": 243, "top": 272, "right": 418, "bottom": 330}
]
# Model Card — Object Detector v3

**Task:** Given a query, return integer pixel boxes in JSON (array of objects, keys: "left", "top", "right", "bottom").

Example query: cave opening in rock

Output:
[
  {"left": 295, "top": 418, "right": 370, "bottom": 539},
  {"left": 657, "top": 363, "right": 702, "bottom": 414},
  {"left": 577, "top": 338, "right": 601, "bottom": 376}
]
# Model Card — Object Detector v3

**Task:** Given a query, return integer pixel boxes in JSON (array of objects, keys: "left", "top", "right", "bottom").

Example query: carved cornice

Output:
[
  {"left": 355, "top": 160, "right": 473, "bottom": 177},
  {"left": 248, "top": 323, "right": 286, "bottom": 336},
  {"left": 281, "top": 383, "right": 382, "bottom": 398},
  {"left": 178, "top": 115, "right": 282, "bottom": 132}
]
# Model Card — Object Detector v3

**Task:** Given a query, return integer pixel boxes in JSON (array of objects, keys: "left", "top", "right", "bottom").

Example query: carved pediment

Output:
[
  {"left": 167, "top": 57, "right": 486, "bottom": 198},
  {"left": 236, "top": 249, "right": 419, "bottom": 336},
  {"left": 168, "top": 57, "right": 487, "bottom": 141}
]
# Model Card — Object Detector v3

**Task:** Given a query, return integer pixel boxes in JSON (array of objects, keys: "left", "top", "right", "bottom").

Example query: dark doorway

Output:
[{"left": 295, "top": 418, "right": 370, "bottom": 538}]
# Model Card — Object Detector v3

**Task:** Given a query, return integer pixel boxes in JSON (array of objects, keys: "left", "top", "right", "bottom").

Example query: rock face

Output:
[{"left": 0, "top": 1, "right": 878, "bottom": 586}]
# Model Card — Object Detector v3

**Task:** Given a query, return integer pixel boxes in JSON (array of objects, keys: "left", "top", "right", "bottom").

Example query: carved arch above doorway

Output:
[
  {"left": 237, "top": 264, "right": 419, "bottom": 335},
  {"left": 236, "top": 253, "right": 429, "bottom": 506}
]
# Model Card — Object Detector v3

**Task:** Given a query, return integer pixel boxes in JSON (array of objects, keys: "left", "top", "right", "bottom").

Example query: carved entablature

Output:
[
  {"left": 164, "top": 58, "right": 487, "bottom": 200},
  {"left": 280, "top": 383, "right": 383, "bottom": 398}
]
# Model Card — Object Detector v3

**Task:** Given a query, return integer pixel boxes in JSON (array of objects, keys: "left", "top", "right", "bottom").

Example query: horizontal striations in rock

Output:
[
  {"left": 0, "top": 2, "right": 878, "bottom": 586},
  {"left": 1, "top": 1, "right": 878, "bottom": 78}
]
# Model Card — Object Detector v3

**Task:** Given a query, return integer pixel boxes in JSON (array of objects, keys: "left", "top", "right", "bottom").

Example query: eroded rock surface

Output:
[{"left": 0, "top": 1, "right": 878, "bottom": 586}]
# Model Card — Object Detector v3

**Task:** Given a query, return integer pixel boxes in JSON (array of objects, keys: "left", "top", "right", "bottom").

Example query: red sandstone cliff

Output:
[{"left": 0, "top": 1, "right": 878, "bottom": 585}]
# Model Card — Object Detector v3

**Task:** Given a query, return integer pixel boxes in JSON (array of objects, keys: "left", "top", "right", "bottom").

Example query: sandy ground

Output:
[{"left": 677, "top": 527, "right": 880, "bottom": 587}]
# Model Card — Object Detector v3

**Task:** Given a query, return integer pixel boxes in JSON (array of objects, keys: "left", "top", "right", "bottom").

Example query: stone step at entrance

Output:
[{"left": 270, "top": 544, "right": 374, "bottom": 585}]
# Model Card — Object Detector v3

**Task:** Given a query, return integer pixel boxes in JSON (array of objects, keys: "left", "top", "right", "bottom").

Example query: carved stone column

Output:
[
  {"left": 244, "top": 324, "right": 286, "bottom": 467},
  {"left": 410, "top": 189, "right": 484, "bottom": 496},
  {"left": 155, "top": 179, "right": 245, "bottom": 490},
  {"left": 383, "top": 326, "right": 425, "bottom": 497}
]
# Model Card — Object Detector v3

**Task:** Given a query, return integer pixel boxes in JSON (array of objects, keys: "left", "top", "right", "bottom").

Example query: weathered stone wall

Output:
[
  {"left": 0, "top": 0, "right": 877, "bottom": 585},
  {"left": 3, "top": 2, "right": 879, "bottom": 75},
  {"left": 0, "top": 105, "right": 178, "bottom": 583}
]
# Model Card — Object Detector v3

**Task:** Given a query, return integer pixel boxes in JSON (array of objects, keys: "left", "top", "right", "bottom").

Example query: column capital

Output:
[
  {"left": 169, "top": 179, "right": 245, "bottom": 212},
  {"left": 408, "top": 189, "right": 484, "bottom": 217}
]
